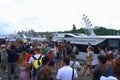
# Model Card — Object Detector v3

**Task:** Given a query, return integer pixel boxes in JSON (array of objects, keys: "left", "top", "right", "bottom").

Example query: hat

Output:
[{"left": 100, "top": 76, "right": 118, "bottom": 80}]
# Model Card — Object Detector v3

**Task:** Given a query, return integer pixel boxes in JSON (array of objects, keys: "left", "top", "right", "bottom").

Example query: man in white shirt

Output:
[
  {"left": 28, "top": 48, "right": 44, "bottom": 80},
  {"left": 56, "top": 57, "right": 78, "bottom": 80},
  {"left": 69, "top": 54, "right": 81, "bottom": 71}
]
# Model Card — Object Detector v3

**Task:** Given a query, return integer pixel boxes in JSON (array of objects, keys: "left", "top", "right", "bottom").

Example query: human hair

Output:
[
  {"left": 69, "top": 54, "right": 75, "bottom": 59},
  {"left": 34, "top": 48, "right": 40, "bottom": 54},
  {"left": 42, "top": 56, "right": 50, "bottom": 65},
  {"left": 18, "top": 51, "right": 27, "bottom": 64},
  {"left": 88, "top": 46, "right": 94, "bottom": 51},
  {"left": 63, "top": 57, "right": 70, "bottom": 65},
  {"left": 105, "top": 55, "right": 110, "bottom": 61},
  {"left": 105, "top": 47, "right": 110, "bottom": 51},
  {"left": 107, "top": 54, "right": 114, "bottom": 60},
  {"left": 37, "top": 67, "right": 51, "bottom": 80},
  {"left": 10, "top": 45, "right": 16, "bottom": 49},
  {"left": 97, "top": 45, "right": 104, "bottom": 50},
  {"left": 97, "top": 55, "right": 107, "bottom": 64},
  {"left": 88, "top": 43, "right": 91, "bottom": 46}
]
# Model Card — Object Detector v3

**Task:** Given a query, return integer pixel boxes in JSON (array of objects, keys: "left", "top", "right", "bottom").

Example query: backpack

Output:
[
  {"left": 32, "top": 55, "right": 42, "bottom": 69},
  {"left": 47, "top": 51, "right": 53, "bottom": 62},
  {"left": 66, "top": 45, "right": 72, "bottom": 55},
  {"left": 47, "top": 51, "right": 55, "bottom": 66}
]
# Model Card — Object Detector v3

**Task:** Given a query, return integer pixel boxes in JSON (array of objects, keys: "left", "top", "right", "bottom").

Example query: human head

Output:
[
  {"left": 19, "top": 51, "right": 27, "bottom": 64},
  {"left": 37, "top": 67, "right": 51, "bottom": 80},
  {"left": 69, "top": 54, "right": 76, "bottom": 60},
  {"left": 34, "top": 48, "right": 40, "bottom": 54},
  {"left": 42, "top": 56, "right": 50, "bottom": 66},
  {"left": 63, "top": 57, "right": 70, "bottom": 65},
  {"left": 97, "top": 55, "right": 107, "bottom": 64},
  {"left": 10, "top": 45, "right": 16, "bottom": 49},
  {"left": 106, "top": 54, "right": 114, "bottom": 61},
  {"left": 105, "top": 47, "right": 110, "bottom": 51},
  {"left": 98, "top": 45, "right": 103, "bottom": 51}
]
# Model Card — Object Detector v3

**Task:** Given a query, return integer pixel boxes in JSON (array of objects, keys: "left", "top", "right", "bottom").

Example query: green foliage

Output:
[
  {"left": 94, "top": 27, "right": 119, "bottom": 35},
  {"left": 38, "top": 26, "right": 120, "bottom": 35}
]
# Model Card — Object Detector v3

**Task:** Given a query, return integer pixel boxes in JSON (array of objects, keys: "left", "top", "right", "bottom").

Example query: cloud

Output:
[
  {"left": 0, "top": 20, "right": 13, "bottom": 34},
  {"left": 0, "top": 0, "right": 120, "bottom": 34}
]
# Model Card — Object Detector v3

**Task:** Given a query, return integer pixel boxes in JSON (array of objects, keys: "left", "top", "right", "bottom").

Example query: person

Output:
[
  {"left": 87, "top": 43, "right": 92, "bottom": 52},
  {"left": 69, "top": 54, "right": 81, "bottom": 72},
  {"left": 37, "top": 56, "right": 52, "bottom": 80},
  {"left": 72, "top": 43, "right": 79, "bottom": 55},
  {"left": 28, "top": 48, "right": 44, "bottom": 80},
  {"left": 37, "top": 66, "right": 52, "bottom": 80},
  {"left": 98, "top": 46, "right": 105, "bottom": 55},
  {"left": 47, "top": 45, "right": 55, "bottom": 69},
  {"left": 6, "top": 44, "right": 19, "bottom": 80},
  {"left": 81, "top": 45, "right": 94, "bottom": 76},
  {"left": 55, "top": 43, "right": 62, "bottom": 71},
  {"left": 0, "top": 47, "right": 1, "bottom": 69},
  {"left": 0, "top": 44, "right": 8, "bottom": 72},
  {"left": 92, "top": 55, "right": 108, "bottom": 80},
  {"left": 105, "top": 55, "right": 114, "bottom": 77},
  {"left": 56, "top": 57, "right": 78, "bottom": 80},
  {"left": 42, "top": 42, "right": 49, "bottom": 55},
  {"left": 66, "top": 41, "right": 72, "bottom": 56},
  {"left": 18, "top": 51, "right": 30, "bottom": 80},
  {"left": 105, "top": 47, "right": 112, "bottom": 55}
]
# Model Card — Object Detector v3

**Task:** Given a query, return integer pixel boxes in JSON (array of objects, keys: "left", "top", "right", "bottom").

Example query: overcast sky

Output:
[{"left": 0, "top": 0, "right": 120, "bottom": 34}]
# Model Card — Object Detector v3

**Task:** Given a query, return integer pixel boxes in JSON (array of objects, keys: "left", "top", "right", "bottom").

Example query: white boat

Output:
[
  {"left": 52, "top": 15, "right": 120, "bottom": 52},
  {"left": 27, "top": 37, "right": 47, "bottom": 42}
]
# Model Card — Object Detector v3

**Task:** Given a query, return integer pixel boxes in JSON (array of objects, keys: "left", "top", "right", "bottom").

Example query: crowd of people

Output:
[{"left": 0, "top": 40, "right": 120, "bottom": 80}]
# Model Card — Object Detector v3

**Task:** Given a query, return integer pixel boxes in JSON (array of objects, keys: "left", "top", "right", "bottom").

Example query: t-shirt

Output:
[
  {"left": 42, "top": 48, "right": 49, "bottom": 55},
  {"left": 93, "top": 65, "right": 108, "bottom": 80},
  {"left": 70, "top": 61, "right": 81, "bottom": 71},
  {"left": 56, "top": 66, "right": 78, "bottom": 80},
  {"left": 26, "top": 53, "right": 32, "bottom": 62},
  {"left": 28, "top": 54, "right": 44, "bottom": 66},
  {"left": 99, "top": 50, "right": 105, "bottom": 55}
]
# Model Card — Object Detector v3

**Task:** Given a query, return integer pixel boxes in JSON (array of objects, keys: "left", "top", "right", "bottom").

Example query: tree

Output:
[{"left": 72, "top": 24, "right": 77, "bottom": 33}]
